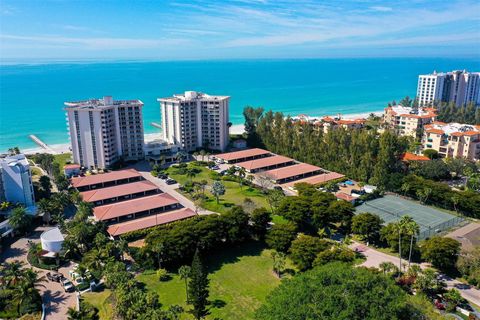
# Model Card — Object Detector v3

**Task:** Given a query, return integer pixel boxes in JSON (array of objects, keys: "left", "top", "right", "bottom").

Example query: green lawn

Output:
[
  {"left": 165, "top": 163, "right": 270, "bottom": 214},
  {"left": 83, "top": 242, "right": 291, "bottom": 320},
  {"left": 82, "top": 289, "right": 114, "bottom": 320},
  {"left": 53, "top": 153, "right": 72, "bottom": 168},
  {"left": 138, "top": 241, "right": 291, "bottom": 320}
]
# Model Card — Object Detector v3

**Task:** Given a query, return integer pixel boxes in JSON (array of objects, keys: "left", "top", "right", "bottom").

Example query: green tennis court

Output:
[{"left": 355, "top": 195, "right": 463, "bottom": 240}]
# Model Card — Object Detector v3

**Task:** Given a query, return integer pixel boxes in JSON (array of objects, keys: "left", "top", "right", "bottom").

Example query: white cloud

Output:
[
  {"left": 0, "top": 34, "right": 190, "bottom": 50},
  {"left": 370, "top": 6, "right": 393, "bottom": 12}
]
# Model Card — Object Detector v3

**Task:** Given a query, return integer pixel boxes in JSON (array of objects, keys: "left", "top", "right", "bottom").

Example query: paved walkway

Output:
[
  {"left": 350, "top": 242, "right": 480, "bottom": 306},
  {"left": 1, "top": 226, "right": 76, "bottom": 320}
]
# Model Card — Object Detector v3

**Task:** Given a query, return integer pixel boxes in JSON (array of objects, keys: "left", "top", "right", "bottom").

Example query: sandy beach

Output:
[{"left": 21, "top": 110, "right": 382, "bottom": 155}]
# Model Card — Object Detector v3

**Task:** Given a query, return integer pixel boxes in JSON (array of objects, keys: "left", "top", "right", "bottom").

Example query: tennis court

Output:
[{"left": 355, "top": 195, "right": 463, "bottom": 240}]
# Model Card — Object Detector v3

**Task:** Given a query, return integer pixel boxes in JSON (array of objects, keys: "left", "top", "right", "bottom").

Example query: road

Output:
[
  {"left": 350, "top": 242, "right": 480, "bottom": 306},
  {"left": 1, "top": 225, "right": 76, "bottom": 319}
]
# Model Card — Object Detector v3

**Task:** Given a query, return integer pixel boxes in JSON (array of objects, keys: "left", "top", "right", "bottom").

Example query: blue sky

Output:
[{"left": 1, "top": 0, "right": 479, "bottom": 61}]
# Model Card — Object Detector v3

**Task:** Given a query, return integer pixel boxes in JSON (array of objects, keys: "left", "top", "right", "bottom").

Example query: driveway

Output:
[
  {"left": 1, "top": 226, "right": 77, "bottom": 320},
  {"left": 446, "top": 222, "right": 480, "bottom": 250},
  {"left": 350, "top": 242, "right": 480, "bottom": 306},
  {"left": 131, "top": 161, "right": 216, "bottom": 215}
]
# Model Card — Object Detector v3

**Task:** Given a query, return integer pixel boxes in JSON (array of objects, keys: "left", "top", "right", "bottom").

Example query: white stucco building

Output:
[
  {"left": 417, "top": 70, "right": 480, "bottom": 106},
  {"left": 65, "top": 96, "right": 145, "bottom": 169},
  {"left": 0, "top": 154, "right": 35, "bottom": 209},
  {"left": 158, "top": 91, "right": 230, "bottom": 151}
]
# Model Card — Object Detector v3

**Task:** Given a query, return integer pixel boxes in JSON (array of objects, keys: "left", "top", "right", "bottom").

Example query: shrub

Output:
[{"left": 156, "top": 268, "right": 169, "bottom": 281}]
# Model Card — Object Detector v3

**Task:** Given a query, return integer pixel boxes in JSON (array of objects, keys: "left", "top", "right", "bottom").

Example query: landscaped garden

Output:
[{"left": 82, "top": 242, "right": 292, "bottom": 320}]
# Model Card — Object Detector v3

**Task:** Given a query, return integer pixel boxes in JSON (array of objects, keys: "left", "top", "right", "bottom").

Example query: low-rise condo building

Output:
[
  {"left": 65, "top": 96, "right": 145, "bottom": 169},
  {"left": 158, "top": 91, "right": 230, "bottom": 152},
  {"left": 384, "top": 105, "right": 437, "bottom": 138},
  {"left": 417, "top": 70, "right": 480, "bottom": 106},
  {"left": 71, "top": 169, "right": 195, "bottom": 237},
  {"left": 0, "top": 154, "right": 35, "bottom": 210},
  {"left": 423, "top": 122, "right": 480, "bottom": 160}
]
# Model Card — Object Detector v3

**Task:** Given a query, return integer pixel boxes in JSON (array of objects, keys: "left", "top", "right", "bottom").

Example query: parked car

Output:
[
  {"left": 216, "top": 159, "right": 225, "bottom": 164},
  {"left": 210, "top": 165, "right": 220, "bottom": 170},
  {"left": 273, "top": 186, "right": 283, "bottom": 191},
  {"left": 159, "top": 174, "right": 168, "bottom": 179},
  {"left": 219, "top": 170, "right": 228, "bottom": 176},
  {"left": 166, "top": 178, "right": 177, "bottom": 185},
  {"left": 62, "top": 279, "right": 75, "bottom": 292},
  {"left": 46, "top": 272, "right": 63, "bottom": 282}
]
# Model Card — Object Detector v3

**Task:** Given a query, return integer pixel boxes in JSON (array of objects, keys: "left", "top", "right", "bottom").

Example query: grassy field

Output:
[
  {"left": 82, "top": 289, "right": 114, "bottom": 320},
  {"left": 53, "top": 153, "right": 72, "bottom": 169},
  {"left": 165, "top": 163, "right": 270, "bottom": 214},
  {"left": 138, "top": 241, "right": 290, "bottom": 319},
  {"left": 84, "top": 242, "right": 290, "bottom": 320}
]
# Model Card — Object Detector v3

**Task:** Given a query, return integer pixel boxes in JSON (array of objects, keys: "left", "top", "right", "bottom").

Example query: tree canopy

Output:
[{"left": 256, "top": 263, "right": 418, "bottom": 320}]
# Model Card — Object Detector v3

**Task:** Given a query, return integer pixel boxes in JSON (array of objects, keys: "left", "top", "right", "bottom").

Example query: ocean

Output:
[{"left": 1, "top": 58, "right": 479, "bottom": 152}]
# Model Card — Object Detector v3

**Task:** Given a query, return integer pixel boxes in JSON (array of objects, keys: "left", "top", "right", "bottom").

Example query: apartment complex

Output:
[
  {"left": 65, "top": 96, "right": 145, "bottom": 169},
  {"left": 384, "top": 105, "right": 437, "bottom": 138},
  {"left": 71, "top": 169, "right": 195, "bottom": 237},
  {"left": 0, "top": 154, "right": 35, "bottom": 210},
  {"left": 315, "top": 117, "right": 366, "bottom": 133},
  {"left": 417, "top": 70, "right": 480, "bottom": 106},
  {"left": 423, "top": 122, "right": 480, "bottom": 160},
  {"left": 158, "top": 91, "right": 230, "bottom": 152}
]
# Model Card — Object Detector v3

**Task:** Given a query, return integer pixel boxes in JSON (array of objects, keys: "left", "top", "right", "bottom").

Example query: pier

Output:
[
  {"left": 151, "top": 122, "right": 162, "bottom": 129},
  {"left": 29, "top": 135, "right": 56, "bottom": 154}
]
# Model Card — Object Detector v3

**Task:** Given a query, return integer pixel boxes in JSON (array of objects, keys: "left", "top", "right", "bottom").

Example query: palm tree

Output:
[
  {"left": 403, "top": 217, "right": 420, "bottom": 267},
  {"left": 271, "top": 251, "right": 286, "bottom": 277},
  {"left": 193, "top": 152, "right": 199, "bottom": 161},
  {"left": 379, "top": 261, "right": 392, "bottom": 275},
  {"left": 393, "top": 219, "right": 406, "bottom": 272},
  {"left": 237, "top": 167, "right": 246, "bottom": 189},
  {"left": 175, "top": 151, "right": 187, "bottom": 164},
  {"left": 400, "top": 182, "right": 410, "bottom": 196},
  {"left": 117, "top": 238, "right": 129, "bottom": 261},
  {"left": 1, "top": 260, "right": 24, "bottom": 287},
  {"left": 451, "top": 195, "right": 460, "bottom": 213},
  {"left": 178, "top": 265, "right": 191, "bottom": 303},
  {"left": 152, "top": 242, "right": 164, "bottom": 268},
  {"left": 199, "top": 150, "right": 206, "bottom": 161},
  {"left": 186, "top": 168, "right": 197, "bottom": 184}
]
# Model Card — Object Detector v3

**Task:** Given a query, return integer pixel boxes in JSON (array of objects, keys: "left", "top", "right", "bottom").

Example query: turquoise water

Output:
[{"left": 1, "top": 58, "right": 479, "bottom": 151}]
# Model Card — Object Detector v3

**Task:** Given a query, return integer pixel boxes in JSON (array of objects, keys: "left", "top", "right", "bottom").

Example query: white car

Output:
[{"left": 62, "top": 279, "right": 75, "bottom": 292}]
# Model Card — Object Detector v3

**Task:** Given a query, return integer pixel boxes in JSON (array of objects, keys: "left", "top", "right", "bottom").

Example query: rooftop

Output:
[
  {"left": 425, "top": 123, "right": 480, "bottom": 136},
  {"left": 158, "top": 91, "right": 229, "bottom": 103},
  {"left": 64, "top": 164, "right": 81, "bottom": 169},
  {"left": 80, "top": 180, "right": 159, "bottom": 203},
  {"left": 71, "top": 169, "right": 142, "bottom": 188},
  {"left": 235, "top": 155, "right": 294, "bottom": 171},
  {"left": 386, "top": 105, "right": 437, "bottom": 119},
  {"left": 0, "top": 153, "right": 29, "bottom": 167},
  {"left": 216, "top": 148, "right": 271, "bottom": 161},
  {"left": 263, "top": 163, "right": 322, "bottom": 181},
  {"left": 284, "top": 171, "right": 345, "bottom": 188},
  {"left": 401, "top": 153, "right": 430, "bottom": 162},
  {"left": 93, "top": 193, "right": 178, "bottom": 221},
  {"left": 65, "top": 96, "right": 143, "bottom": 110},
  {"left": 107, "top": 208, "right": 196, "bottom": 236}
]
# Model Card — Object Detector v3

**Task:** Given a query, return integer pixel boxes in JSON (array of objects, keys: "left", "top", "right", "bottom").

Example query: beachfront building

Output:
[
  {"left": 0, "top": 154, "right": 35, "bottom": 210},
  {"left": 384, "top": 105, "right": 437, "bottom": 138},
  {"left": 65, "top": 96, "right": 145, "bottom": 169},
  {"left": 315, "top": 116, "right": 366, "bottom": 134},
  {"left": 417, "top": 70, "right": 480, "bottom": 106},
  {"left": 158, "top": 91, "right": 230, "bottom": 152},
  {"left": 423, "top": 122, "right": 480, "bottom": 160},
  {"left": 143, "top": 139, "right": 180, "bottom": 166}
]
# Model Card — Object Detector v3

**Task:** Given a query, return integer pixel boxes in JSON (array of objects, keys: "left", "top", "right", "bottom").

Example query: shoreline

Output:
[{"left": 18, "top": 110, "right": 383, "bottom": 155}]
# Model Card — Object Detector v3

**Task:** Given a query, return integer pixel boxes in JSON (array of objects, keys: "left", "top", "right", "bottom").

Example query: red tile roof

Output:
[
  {"left": 264, "top": 163, "right": 322, "bottom": 181},
  {"left": 335, "top": 192, "right": 356, "bottom": 202},
  {"left": 107, "top": 208, "right": 196, "bottom": 236},
  {"left": 71, "top": 169, "right": 142, "bottom": 188},
  {"left": 64, "top": 164, "right": 81, "bottom": 169},
  {"left": 284, "top": 172, "right": 345, "bottom": 188},
  {"left": 81, "top": 180, "right": 159, "bottom": 203},
  {"left": 425, "top": 128, "right": 444, "bottom": 135},
  {"left": 93, "top": 193, "right": 178, "bottom": 221},
  {"left": 216, "top": 148, "right": 271, "bottom": 161},
  {"left": 236, "top": 155, "right": 294, "bottom": 171},
  {"left": 401, "top": 153, "right": 430, "bottom": 162}
]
